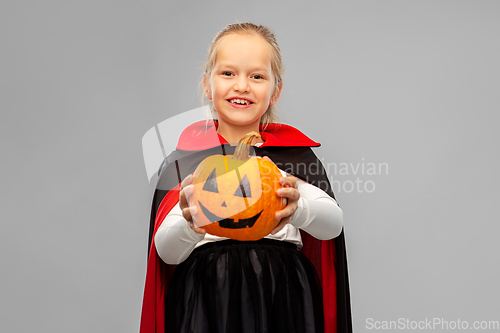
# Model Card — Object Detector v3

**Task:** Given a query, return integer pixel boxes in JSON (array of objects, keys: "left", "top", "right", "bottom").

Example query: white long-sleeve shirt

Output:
[{"left": 155, "top": 167, "right": 344, "bottom": 265}]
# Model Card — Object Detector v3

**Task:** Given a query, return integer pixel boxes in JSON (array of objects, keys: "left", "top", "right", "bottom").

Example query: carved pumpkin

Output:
[{"left": 190, "top": 132, "right": 286, "bottom": 241}]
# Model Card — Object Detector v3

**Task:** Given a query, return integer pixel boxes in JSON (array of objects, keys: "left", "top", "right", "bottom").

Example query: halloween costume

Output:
[{"left": 140, "top": 120, "right": 352, "bottom": 333}]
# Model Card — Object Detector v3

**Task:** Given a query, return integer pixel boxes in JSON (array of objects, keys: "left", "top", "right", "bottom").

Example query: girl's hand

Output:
[
  {"left": 262, "top": 156, "right": 300, "bottom": 235},
  {"left": 179, "top": 174, "right": 206, "bottom": 235},
  {"left": 272, "top": 175, "right": 300, "bottom": 234}
]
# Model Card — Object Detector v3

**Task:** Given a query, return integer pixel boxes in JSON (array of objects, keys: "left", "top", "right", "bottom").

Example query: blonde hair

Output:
[{"left": 199, "top": 22, "right": 285, "bottom": 127}]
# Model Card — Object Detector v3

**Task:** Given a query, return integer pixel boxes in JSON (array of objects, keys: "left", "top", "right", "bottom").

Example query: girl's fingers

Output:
[
  {"left": 275, "top": 204, "right": 297, "bottom": 222},
  {"left": 277, "top": 187, "right": 300, "bottom": 201},
  {"left": 189, "top": 222, "right": 206, "bottom": 235},
  {"left": 182, "top": 207, "right": 192, "bottom": 222},
  {"left": 184, "top": 208, "right": 205, "bottom": 234},
  {"left": 190, "top": 205, "right": 198, "bottom": 219},
  {"left": 280, "top": 176, "right": 298, "bottom": 189},
  {"left": 179, "top": 174, "right": 205, "bottom": 235},
  {"left": 272, "top": 199, "right": 298, "bottom": 235},
  {"left": 181, "top": 174, "right": 193, "bottom": 188},
  {"left": 179, "top": 174, "right": 194, "bottom": 209},
  {"left": 271, "top": 217, "right": 293, "bottom": 234},
  {"left": 272, "top": 179, "right": 299, "bottom": 234},
  {"left": 179, "top": 187, "right": 190, "bottom": 210},
  {"left": 183, "top": 185, "right": 195, "bottom": 201},
  {"left": 188, "top": 207, "right": 206, "bottom": 234},
  {"left": 182, "top": 205, "right": 198, "bottom": 223}
]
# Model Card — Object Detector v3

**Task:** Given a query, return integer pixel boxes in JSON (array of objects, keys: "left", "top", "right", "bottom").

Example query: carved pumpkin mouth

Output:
[{"left": 198, "top": 200, "right": 263, "bottom": 229}]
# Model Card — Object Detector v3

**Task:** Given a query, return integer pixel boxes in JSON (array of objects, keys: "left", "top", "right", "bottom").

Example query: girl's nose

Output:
[{"left": 234, "top": 77, "right": 250, "bottom": 92}]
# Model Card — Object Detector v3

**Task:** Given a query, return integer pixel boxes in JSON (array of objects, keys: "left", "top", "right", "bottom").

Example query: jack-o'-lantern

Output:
[{"left": 190, "top": 132, "right": 286, "bottom": 241}]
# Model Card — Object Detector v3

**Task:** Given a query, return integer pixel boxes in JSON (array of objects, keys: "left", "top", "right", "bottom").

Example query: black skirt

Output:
[{"left": 165, "top": 239, "right": 324, "bottom": 333}]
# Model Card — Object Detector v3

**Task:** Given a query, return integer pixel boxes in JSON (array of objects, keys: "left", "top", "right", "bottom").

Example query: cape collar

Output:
[{"left": 176, "top": 120, "right": 320, "bottom": 151}]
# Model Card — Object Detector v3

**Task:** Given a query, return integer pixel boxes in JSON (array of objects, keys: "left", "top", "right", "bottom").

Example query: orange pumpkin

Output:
[{"left": 190, "top": 132, "right": 286, "bottom": 241}]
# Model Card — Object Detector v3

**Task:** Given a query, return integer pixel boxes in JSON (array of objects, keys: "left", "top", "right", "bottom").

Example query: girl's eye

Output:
[
  {"left": 253, "top": 74, "right": 264, "bottom": 80},
  {"left": 222, "top": 71, "right": 233, "bottom": 76}
]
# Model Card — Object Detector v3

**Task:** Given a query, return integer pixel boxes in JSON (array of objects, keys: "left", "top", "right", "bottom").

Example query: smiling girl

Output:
[
  {"left": 203, "top": 32, "right": 281, "bottom": 145},
  {"left": 140, "top": 23, "right": 352, "bottom": 333}
]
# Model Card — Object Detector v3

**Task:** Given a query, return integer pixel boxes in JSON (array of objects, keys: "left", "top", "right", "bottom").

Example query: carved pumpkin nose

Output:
[{"left": 221, "top": 201, "right": 227, "bottom": 207}]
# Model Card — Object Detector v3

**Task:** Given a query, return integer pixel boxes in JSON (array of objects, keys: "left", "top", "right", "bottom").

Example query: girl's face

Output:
[{"left": 204, "top": 34, "right": 281, "bottom": 130}]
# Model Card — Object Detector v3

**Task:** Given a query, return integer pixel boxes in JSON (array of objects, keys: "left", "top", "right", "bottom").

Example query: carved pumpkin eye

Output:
[
  {"left": 202, "top": 168, "right": 218, "bottom": 193},
  {"left": 234, "top": 174, "right": 252, "bottom": 198}
]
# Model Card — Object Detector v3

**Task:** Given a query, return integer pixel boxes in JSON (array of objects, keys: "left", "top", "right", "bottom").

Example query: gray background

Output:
[{"left": 1, "top": 0, "right": 499, "bottom": 332}]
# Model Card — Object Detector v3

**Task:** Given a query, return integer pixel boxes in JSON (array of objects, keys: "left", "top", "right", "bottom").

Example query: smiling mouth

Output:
[
  {"left": 227, "top": 99, "right": 253, "bottom": 106},
  {"left": 198, "top": 200, "right": 263, "bottom": 229}
]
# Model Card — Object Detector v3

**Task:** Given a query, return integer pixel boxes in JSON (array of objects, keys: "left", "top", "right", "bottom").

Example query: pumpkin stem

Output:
[{"left": 232, "top": 131, "right": 261, "bottom": 161}]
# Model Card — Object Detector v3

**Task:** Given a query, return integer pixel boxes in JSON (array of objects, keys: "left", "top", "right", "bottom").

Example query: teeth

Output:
[{"left": 229, "top": 99, "right": 250, "bottom": 105}]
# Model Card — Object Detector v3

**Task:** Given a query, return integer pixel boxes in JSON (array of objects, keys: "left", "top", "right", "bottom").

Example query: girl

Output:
[{"left": 141, "top": 23, "right": 352, "bottom": 333}]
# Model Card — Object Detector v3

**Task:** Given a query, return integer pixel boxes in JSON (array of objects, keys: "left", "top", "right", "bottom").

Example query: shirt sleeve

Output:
[
  {"left": 154, "top": 202, "right": 205, "bottom": 265},
  {"left": 287, "top": 176, "right": 343, "bottom": 240}
]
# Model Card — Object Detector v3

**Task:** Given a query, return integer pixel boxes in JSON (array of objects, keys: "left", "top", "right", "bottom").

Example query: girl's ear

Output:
[
  {"left": 269, "top": 82, "right": 283, "bottom": 105},
  {"left": 203, "top": 74, "right": 212, "bottom": 100}
]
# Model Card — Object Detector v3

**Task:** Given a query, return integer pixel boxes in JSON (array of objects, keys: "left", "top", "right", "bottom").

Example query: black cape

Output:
[{"left": 140, "top": 122, "right": 352, "bottom": 333}]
